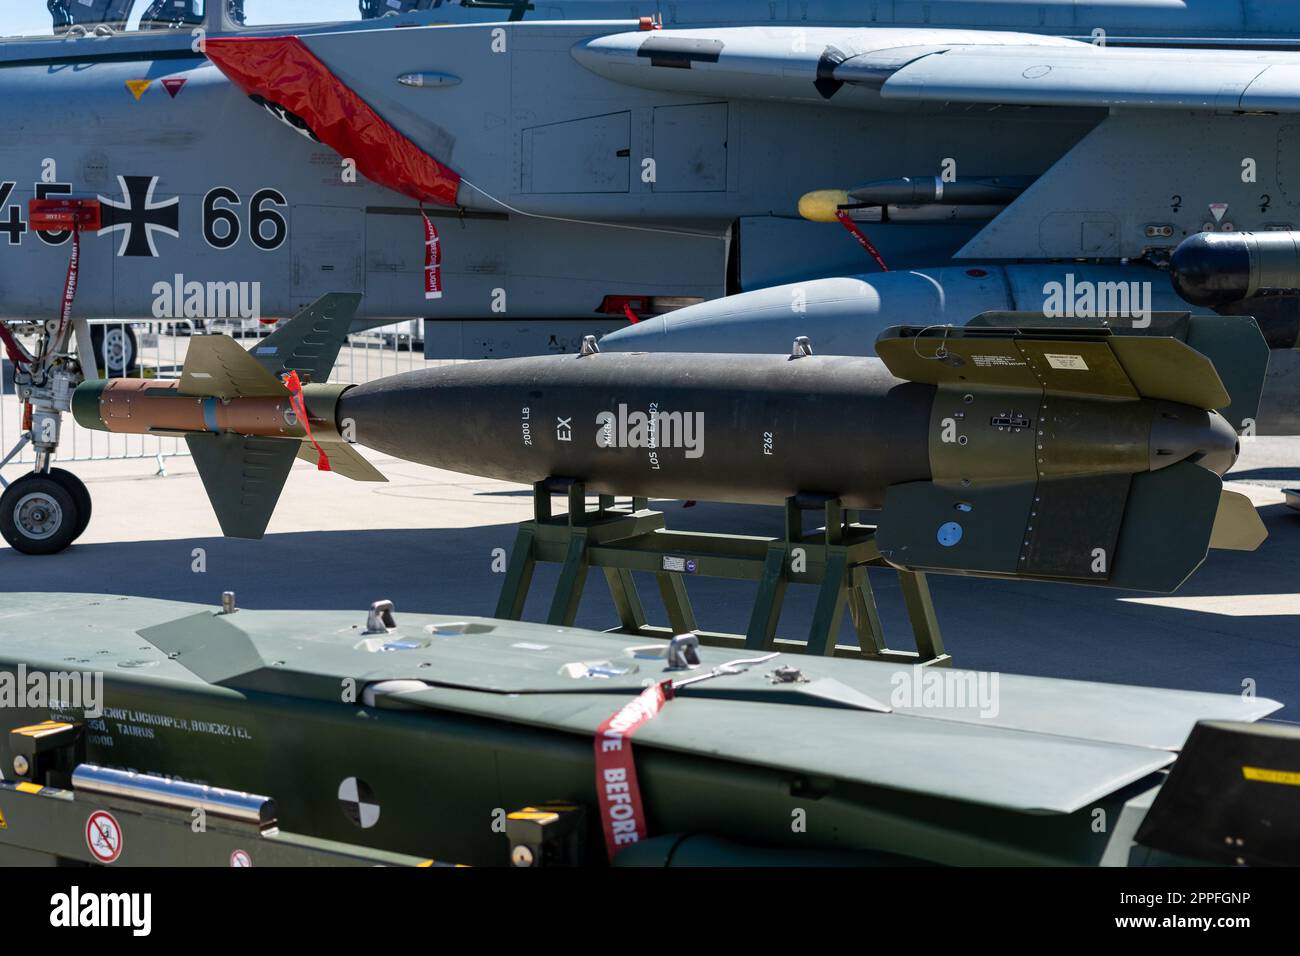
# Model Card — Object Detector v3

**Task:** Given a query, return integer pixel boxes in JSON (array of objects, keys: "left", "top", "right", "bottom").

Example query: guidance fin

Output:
[
  {"left": 295, "top": 441, "right": 385, "bottom": 482},
  {"left": 251, "top": 292, "right": 362, "bottom": 384},
  {"left": 874, "top": 325, "right": 1269, "bottom": 592},
  {"left": 877, "top": 323, "right": 1232, "bottom": 409},
  {"left": 179, "top": 335, "right": 289, "bottom": 399},
  {"left": 962, "top": 311, "right": 1270, "bottom": 430},
  {"left": 1209, "top": 490, "right": 1268, "bottom": 551},
  {"left": 186, "top": 433, "right": 299, "bottom": 540},
  {"left": 877, "top": 462, "right": 1225, "bottom": 593}
]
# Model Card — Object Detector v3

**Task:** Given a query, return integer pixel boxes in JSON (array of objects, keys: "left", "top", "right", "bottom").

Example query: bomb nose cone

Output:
[
  {"left": 336, "top": 372, "right": 426, "bottom": 461},
  {"left": 1150, "top": 404, "right": 1240, "bottom": 476},
  {"left": 1170, "top": 232, "right": 1253, "bottom": 306},
  {"left": 72, "top": 380, "right": 108, "bottom": 431}
]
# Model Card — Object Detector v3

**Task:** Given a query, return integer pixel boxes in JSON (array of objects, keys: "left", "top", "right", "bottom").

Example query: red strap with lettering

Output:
[
  {"left": 283, "top": 370, "right": 331, "bottom": 472},
  {"left": 622, "top": 303, "right": 640, "bottom": 324},
  {"left": 58, "top": 229, "right": 81, "bottom": 342},
  {"left": 422, "top": 207, "right": 443, "bottom": 300},
  {"left": 26, "top": 198, "right": 100, "bottom": 365},
  {"left": 594, "top": 680, "right": 673, "bottom": 862},
  {"left": 834, "top": 209, "right": 890, "bottom": 272}
]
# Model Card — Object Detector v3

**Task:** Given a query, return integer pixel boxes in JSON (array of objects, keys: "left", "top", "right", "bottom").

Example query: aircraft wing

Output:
[{"left": 573, "top": 26, "right": 1300, "bottom": 113}]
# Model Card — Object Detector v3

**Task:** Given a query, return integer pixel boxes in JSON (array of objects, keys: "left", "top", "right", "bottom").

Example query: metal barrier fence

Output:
[{"left": 0, "top": 318, "right": 437, "bottom": 474}]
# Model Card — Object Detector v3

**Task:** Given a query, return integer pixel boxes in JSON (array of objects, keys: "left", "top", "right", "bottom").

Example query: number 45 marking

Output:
[
  {"left": 0, "top": 181, "right": 74, "bottom": 246},
  {"left": 0, "top": 182, "right": 28, "bottom": 245}
]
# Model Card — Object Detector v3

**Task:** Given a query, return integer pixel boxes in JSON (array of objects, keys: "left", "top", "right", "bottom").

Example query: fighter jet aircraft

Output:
[{"left": 5, "top": 0, "right": 1300, "bottom": 553}]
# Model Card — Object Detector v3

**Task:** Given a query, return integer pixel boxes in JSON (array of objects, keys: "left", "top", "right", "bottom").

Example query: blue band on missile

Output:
[{"left": 202, "top": 398, "right": 221, "bottom": 434}]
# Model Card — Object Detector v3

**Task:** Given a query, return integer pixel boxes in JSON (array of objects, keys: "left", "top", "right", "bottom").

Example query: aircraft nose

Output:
[{"left": 1150, "top": 404, "right": 1240, "bottom": 476}]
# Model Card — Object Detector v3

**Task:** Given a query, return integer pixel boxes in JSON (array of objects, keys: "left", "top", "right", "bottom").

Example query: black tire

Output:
[
  {"left": 89, "top": 324, "right": 139, "bottom": 377},
  {"left": 0, "top": 474, "right": 80, "bottom": 555},
  {"left": 45, "top": 468, "right": 92, "bottom": 541}
]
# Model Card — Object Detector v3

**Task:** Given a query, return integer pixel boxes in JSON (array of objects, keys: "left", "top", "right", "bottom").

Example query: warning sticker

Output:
[
  {"left": 0, "top": 807, "right": 7, "bottom": 830},
  {"left": 1044, "top": 353, "right": 1090, "bottom": 371},
  {"left": 86, "top": 810, "right": 123, "bottom": 863}
]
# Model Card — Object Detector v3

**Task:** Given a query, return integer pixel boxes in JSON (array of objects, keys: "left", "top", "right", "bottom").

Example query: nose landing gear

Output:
[
  {"left": 0, "top": 468, "right": 89, "bottom": 555},
  {"left": 1, "top": 315, "right": 97, "bottom": 555}
]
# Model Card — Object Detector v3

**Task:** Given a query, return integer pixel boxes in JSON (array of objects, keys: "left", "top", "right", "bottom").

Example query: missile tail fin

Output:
[
  {"left": 877, "top": 461, "right": 1248, "bottom": 593},
  {"left": 959, "top": 311, "right": 1271, "bottom": 431},
  {"left": 1209, "top": 489, "right": 1268, "bottom": 551},
  {"left": 179, "top": 334, "right": 289, "bottom": 399},
  {"left": 174, "top": 293, "right": 362, "bottom": 400},
  {"left": 250, "top": 292, "right": 362, "bottom": 385},
  {"left": 295, "top": 439, "right": 385, "bottom": 482},
  {"left": 186, "top": 433, "right": 298, "bottom": 540}
]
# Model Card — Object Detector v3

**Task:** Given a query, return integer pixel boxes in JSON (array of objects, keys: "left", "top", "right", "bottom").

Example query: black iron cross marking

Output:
[{"left": 98, "top": 175, "right": 180, "bottom": 258}]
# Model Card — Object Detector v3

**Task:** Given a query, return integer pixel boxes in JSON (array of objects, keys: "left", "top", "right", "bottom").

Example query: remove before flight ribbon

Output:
[
  {"left": 283, "top": 369, "right": 331, "bottom": 472},
  {"left": 422, "top": 206, "right": 442, "bottom": 301},
  {"left": 594, "top": 679, "right": 674, "bottom": 862}
]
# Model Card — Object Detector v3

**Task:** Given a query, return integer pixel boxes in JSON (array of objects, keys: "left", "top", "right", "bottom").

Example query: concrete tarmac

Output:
[{"left": 2, "top": 435, "right": 1298, "bottom": 716}]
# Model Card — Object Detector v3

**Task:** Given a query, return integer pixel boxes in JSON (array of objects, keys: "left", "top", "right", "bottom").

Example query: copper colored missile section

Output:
[{"left": 97, "top": 378, "right": 303, "bottom": 438}]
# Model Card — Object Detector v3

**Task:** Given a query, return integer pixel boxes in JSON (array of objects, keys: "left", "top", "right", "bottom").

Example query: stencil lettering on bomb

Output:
[{"left": 648, "top": 402, "right": 659, "bottom": 471}]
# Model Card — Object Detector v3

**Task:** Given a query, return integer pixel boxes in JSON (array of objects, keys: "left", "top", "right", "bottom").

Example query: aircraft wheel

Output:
[
  {"left": 90, "top": 324, "right": 139, "bottom": 377},
  {"left": 0, "top": 475, "right": 80, "bottom": 555},
  {"left": 46, "top": 468, "right": 92, "bottom": 541}
]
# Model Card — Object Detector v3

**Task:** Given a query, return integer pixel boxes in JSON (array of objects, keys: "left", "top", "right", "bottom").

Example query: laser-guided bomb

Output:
[{"left": 72, "top": 299, "right": 1269, "bottom": 593}]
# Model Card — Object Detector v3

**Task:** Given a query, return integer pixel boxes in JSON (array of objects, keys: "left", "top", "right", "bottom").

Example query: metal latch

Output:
[
  {"left": 364, "top": 599, "right": 398, "bottom": 634},
  {"left": 666, "top": 633, "right": 701, "bottom": 670}
]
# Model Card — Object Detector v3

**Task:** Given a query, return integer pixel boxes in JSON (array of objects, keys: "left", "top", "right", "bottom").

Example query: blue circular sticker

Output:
[{"left": 937, "top": 522, "right": 963, "bottom": 547}]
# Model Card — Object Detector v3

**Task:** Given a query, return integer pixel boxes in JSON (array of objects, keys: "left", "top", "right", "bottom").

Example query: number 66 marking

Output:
[{"left": 202, "top": 186, "right": 288, "bottom": 251}]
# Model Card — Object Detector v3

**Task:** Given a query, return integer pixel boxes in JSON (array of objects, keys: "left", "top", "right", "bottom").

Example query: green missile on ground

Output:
[{"left": 0, "top": 591, "right": 1293, "bottom": 867}]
